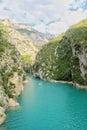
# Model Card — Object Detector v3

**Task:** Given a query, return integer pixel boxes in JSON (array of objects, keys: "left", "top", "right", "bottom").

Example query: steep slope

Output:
[
  {"left": 0, "top": 19, "right": 54, "bottom": 65},
  {"left": 0, "top": 24, "right": 25, "bottom": 124},
  {"left": 0, "top": 19, "right": 38, "bottom": 64},
  {"left": 16, "top": 24, "right": 54, "bottom": 45},
  {"left": 1, "top": 19, "right": 54, "bottom": 45},
  {"left": 32, "top": 19, "right": 87, "bottom": 88}
]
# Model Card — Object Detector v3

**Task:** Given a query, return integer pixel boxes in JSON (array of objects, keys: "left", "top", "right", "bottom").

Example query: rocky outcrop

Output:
[
  {"left": 9, "top": 72, "right": 23, "bottom": 96},
  {"left": 0, "top": 107, "right": 6, "bottom": 125},
  {"left": 8, "top": 98, "right": 19, "bottom": 107},
  {"left": 0, "top": 86, "right": 8, "bottom": 125},
  {"left": 32, "top": 19, "right": 87, "bottom": 88}
]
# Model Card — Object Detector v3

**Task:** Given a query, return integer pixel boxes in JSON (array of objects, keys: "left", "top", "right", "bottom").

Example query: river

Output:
[{"left": 1, "top": 74, "right": 87, "bottom": 130}]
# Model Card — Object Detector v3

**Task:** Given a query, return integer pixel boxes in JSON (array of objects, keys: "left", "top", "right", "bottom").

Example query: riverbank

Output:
[
  {"left": 0, "top": 99, "right": 20, "bottom": 125},
  {"left": 0, "top": 78, "right": 29, "bottom": 125},
  {"left": 0, "top": 107, "right": 6, "bottom": 125},
  {"left": 0, "top": 98, "right": 21, "bottom": 125},
  {"left": 50, "top": 79, "right": 87, "bottom": 90}
]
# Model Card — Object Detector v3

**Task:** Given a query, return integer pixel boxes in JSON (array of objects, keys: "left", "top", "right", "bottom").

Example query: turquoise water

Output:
[{"left": 1, "top": 74, "right": 87, "bottom": 130}]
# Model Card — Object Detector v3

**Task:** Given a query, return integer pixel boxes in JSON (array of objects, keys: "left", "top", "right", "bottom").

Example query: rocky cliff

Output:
[
  {"left": 32, "top": 19, "right": 87, "bottom": 88},
  {"left": 0, "top": 23, "right": 25, "bottom": 124}
]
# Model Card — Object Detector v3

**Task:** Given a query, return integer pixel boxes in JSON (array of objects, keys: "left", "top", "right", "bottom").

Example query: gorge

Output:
[{"left": 0, "top": 19, "right": 87, "bottom": 129}]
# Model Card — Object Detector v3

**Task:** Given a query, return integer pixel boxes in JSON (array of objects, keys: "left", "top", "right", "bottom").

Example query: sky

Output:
[{"left": 0, "top": 0, "right": 87, "bottom": 35}]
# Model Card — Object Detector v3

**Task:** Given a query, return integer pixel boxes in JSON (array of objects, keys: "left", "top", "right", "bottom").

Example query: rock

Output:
[
  {"left": 8, "top": 98, "right": 19, "bottom": 107},
  {"left": 23, "top": 80, "right": 28, "bottom": 83},
  {"left": 0, "top": 111, "right": 6, "bottom": 125},
  {"left": 9, "top": 72, "right": 24, "bottom": 96},
  {"left": 0, "top": 107, "right": 5, "bottom": 113}
]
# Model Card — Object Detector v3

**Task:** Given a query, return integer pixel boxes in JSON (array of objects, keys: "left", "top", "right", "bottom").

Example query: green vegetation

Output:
[
  {"left": 4, "top": 82, "right": 16, "bottom": 99},
  {"left": 50, "top": 32, "right": 65, "bottom": 43},
  {"left": 0, "top": 101, "right": 4, "bottom": 107},
  {"left": 33, "top": 38, "right": 72, "bottom": 81},
  {"left": 0, "top": 23, "right": 24, "bottom": 99},
  {"left": 23, "top": 74, "right": 26, "bottom": 81},
  {"left": 0, "top": 113, "right": 4, "bottom": 117},
  {"left": 71, "top": 56, "right": 84, "bottom": 84},
  {"left": 21, "top": 55, "right": 33, "bottom": 64},
  {"left": 33, "top": 19, "right": 87, "bottom": 85}
]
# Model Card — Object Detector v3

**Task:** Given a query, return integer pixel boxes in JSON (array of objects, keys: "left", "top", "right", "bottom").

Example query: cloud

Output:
[
  {"left": 69, "top": 0, "right": 87, "bottom": 10},
  {"left": 61, "top": 9, "right": 87, "bottom": 26},
  {"left": 34, "top": 23, "right": 47, "bottom": 33},
  {"left": 0, "top": 0, "right": 87, "bottom": 35},
  {"left": 47, "top": 21, "right": 68, "bottom": 35}
]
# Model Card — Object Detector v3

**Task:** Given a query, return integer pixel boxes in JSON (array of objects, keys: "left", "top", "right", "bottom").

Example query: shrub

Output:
[
  {"left": 0, "top": 101, "right": 4, "bottom": 107},
  {"left": 18, "top": 69, "right": 23, "bottom": 76}
]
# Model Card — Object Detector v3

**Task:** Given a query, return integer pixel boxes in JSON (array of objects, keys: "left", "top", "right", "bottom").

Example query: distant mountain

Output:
[
  {"left": 32, "top": 19, "right": 87, "bottom": 88},
  {"left": 0, "top": 19, "right": 54, "bottom": 45},
  {"left": 0, "top": 19, "right": 54, "bottom": 64},
  {"left": 16, "top": 25, "right": 54, "bottom": 45}
]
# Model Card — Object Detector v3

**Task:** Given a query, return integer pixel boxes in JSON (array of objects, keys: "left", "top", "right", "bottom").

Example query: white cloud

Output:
[
  {"left": 47, "top": 21, "right": 68, "bottom": 35},
  {"left": 34, "top": 23, "right": 46, "bottom": 33},
  {"left": 70, "top": 0, "right": 87, "bottom": 9},
  {"left": 62, "top": 9, "right": 87, "bottom": 26},
  {"left": 0, "top": 0, "right": 87, "bottom": 35}
]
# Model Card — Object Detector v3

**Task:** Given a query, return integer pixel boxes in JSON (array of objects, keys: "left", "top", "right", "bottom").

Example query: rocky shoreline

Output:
[
  {"left": 0, "top": 107, "right": 6, "bottom": 125},
  {"left": 0, "top": 78, "right": 29, "bottom": 126},
  {"left": 50, "top": 79, "right": 87, "bottom": 90},
  {"left": 0, "top": 78, "right": 26, "bottom": 126},
  {"left": 0, "top": 97, "right": 21, "bottom": 126}
]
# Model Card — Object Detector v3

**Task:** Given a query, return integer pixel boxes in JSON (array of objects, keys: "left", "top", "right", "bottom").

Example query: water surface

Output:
[{"left": 1, "top": 74, "right": 87, "bottom": 130}]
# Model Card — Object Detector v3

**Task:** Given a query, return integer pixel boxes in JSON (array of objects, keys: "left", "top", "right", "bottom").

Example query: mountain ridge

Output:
[
  {"left": 0, "top": 19, "right": 54, "bottom": 45},
  {"left": 0, "top": 19, "right": 54, "bottom": 65}
]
